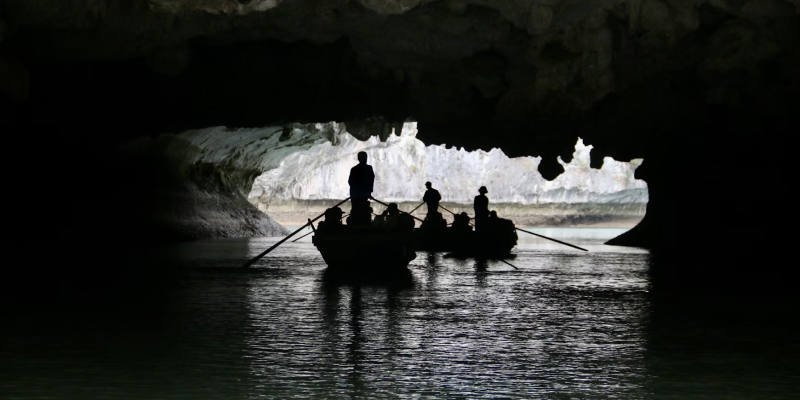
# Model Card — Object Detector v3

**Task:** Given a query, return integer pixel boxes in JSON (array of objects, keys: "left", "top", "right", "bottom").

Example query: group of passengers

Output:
[{"left": 317, "top": 151, "right": 514, "bottom": 235}]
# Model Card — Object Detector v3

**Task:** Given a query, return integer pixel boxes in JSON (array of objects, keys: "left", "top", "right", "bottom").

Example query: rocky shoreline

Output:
[{"left": 254, "top": 200, "right": 646, "bottom": 228}]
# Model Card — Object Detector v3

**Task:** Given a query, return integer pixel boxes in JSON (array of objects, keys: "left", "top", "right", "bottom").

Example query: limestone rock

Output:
[{"left": 248, "top": 122, "right": 648, "bottom": 205}]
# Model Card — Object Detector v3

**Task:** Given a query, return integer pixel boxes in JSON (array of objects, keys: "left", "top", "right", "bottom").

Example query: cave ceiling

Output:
[{"left": 2, "top": 0, "right": 799, "bottom": 178}]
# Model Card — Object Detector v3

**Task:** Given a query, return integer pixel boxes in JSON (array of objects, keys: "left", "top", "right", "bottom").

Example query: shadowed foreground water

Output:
[{"left": 2, "top": 229, "right": 799, "bottom": 398}]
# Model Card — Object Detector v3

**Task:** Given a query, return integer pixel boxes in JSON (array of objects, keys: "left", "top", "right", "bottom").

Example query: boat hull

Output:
[
  {"left": 413, "top": 228, "right": 517, "bottom": 257},
  {"left": 312, "top": 228, "right": 416, "bottom": 276}
]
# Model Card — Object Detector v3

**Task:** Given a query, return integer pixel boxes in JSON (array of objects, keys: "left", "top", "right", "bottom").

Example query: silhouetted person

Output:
[
  {"left": 422, "top": 211, "right": 447, "bottom": 230},
  {"left": 383, "top": 203, "right": 401, "bottom": 230},
  {"left": 487, "top": 210, "right": 517, "bottom": 243},
  {"left": 487, "top": 210, "right": 499, "bottom": 232},
  {"left": 451, "top": 212, "right": 471, "bottom": 233},
  {"left": 474, "top": 186, "right": 489, "bottom": 232},
  {"left": 399, "top": 212, "right": 415, "bottom": 231},
  {"left": 348, "top": 151, "right": 375, "bottom": 226},
  {"left": 318, "top": 206, "right": 344, "bottom": 232},
  {"left": 422, "top": 181, "right": 441, "bottom": 216}
]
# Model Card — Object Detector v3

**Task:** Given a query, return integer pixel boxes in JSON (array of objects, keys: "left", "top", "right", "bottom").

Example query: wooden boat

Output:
[{"left": 312, "top": 225, "right": 416, "bottom": 281}]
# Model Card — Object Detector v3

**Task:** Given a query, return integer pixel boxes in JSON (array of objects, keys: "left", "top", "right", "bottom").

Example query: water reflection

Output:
[
  {"left": 345, "top": 286, "right": 365, "bottom": 395},
  {"left": 2, "top": 230, "right": 797, "bottom": 398}
]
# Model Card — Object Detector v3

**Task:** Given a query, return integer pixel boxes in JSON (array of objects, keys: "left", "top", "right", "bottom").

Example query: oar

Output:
[
  {"left": 409, "top": 202, "right": 425, "bottom": 214},
  {"left": 242, "top": 197, "right": 351, "bottom": 268},
  {"left": 498, "top": 259, "right": 518, "bottom": 269},
  {"left": 370, "top": 197, "right": 425, "bottom": 223},
  {"left": 291, "top": 230, "right": 313, "bottom": 243},
  {"left": 291, "top": 213, "right": 350, "bottom": 242},
  {"left": 438, "top": 204, "right": 459, "bottom": 217},
  {"left": 516, "top": 227, "right": 588, "bottom": 252}
]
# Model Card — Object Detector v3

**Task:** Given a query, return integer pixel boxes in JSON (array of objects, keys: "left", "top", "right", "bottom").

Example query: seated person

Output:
[
  {"left": 487, "top": 210, "right": 517, "bottom": 241},
  {"left": 347, "top": 205, "right": 373, "bottom": 226},
  {"left": 383, "top": 203, "right": 401, "bottom": 230},
  {"left": 450, "top": 212, "right": 472, "bottom": 232},
  {"left": 372, "top": 213, "right": 386, "bottom": 227},
  {"left": 421, "top": 211, "right": 447, "bottom": 230},
  {"left": 318, "top": 206, "right": 344, "bottom": 232},
  {"left": 399, "top": 212, "right": 416, "bottom": 232}
]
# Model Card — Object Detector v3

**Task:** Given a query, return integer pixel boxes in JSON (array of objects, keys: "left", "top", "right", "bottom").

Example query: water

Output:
[{"left": 2, "top": 229, "right": 798, "bottom": 399}]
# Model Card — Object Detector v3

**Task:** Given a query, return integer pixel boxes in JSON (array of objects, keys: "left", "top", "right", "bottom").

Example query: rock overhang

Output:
[
  {"left": 4, "top": 1, "right": 797, "bottom": 158},
  {"left": 2, "top": 0, "right": 799, "bottom": 277}
]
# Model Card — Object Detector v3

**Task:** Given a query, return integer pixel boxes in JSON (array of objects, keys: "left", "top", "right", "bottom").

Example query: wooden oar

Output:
[
  {"left": 241, "top": 197, "right": 351, "bottom": 268},
  {"left": 516, "top": 227, "right": 588, "bottom": 252},
  {"left": 291, "top": 230, "right": 313, "bottom": 243},
  {"left": 498, "top": 259, "right": 518, "bottom": 269},
  {"left": 370, "top": 197, "right": 425, "bottom": 223},
  {"left": 409, "top": 201, "right": 425, "bottom": 214}
]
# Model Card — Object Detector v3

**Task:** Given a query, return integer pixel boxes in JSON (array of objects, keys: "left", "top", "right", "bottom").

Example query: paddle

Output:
[
  {"left": 241, "top": 197, "right": 351, "bottom": 268},
  {"left": 515, "top": 227, "right": 588, "bottom": 252},
  {"left": 370, "top": 196, "right": 425, "bottom": 223},
  {"left": 409, "top": 201, "right": 426, "bottom": 214},
  {"left": 291, "top": 230, "right": 313, "bottom": 243},
  {"left": 498, "top": 259, "right": 519, "bottom": 269},
  {"left": 439, "top": 205, "right": 588, "bottom": 252}
]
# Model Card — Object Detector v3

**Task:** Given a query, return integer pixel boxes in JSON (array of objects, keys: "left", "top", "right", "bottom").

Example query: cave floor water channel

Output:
[{"left": 2, "top": 229, "right": 799, "bottom": 399}]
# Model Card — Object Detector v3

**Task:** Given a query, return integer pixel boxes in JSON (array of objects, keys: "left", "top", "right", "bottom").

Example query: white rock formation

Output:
[{"left": 248, "top": 122, "right": 647, "bottom": 205}]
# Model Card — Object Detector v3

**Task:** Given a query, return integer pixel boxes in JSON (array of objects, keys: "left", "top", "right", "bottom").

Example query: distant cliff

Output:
[{"left": 248, "top": 122, "right": 647, "bottom": 206}]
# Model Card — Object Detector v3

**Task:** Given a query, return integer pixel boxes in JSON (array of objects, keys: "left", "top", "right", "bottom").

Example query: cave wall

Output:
[
  {"left": 1, "top": 0, "right": 798, "bottom": 289},
  {"left": 249, "top": 122, "right": 647, "bottom": 204}
]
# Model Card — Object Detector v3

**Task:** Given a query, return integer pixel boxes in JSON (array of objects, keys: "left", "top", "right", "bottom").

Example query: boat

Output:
[
  {"left": 413, "top": 218, "right": 518, "bottom": 258},
  {"left": 312, "top": 225, "right": 416, "bottom": 282}
]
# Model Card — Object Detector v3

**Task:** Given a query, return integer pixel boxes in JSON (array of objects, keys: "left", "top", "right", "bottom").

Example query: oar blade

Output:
[{"left": 516, "top": 228, "right": 588, "bottom": 252}]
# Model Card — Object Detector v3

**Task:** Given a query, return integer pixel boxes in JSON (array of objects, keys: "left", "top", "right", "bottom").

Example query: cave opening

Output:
[
  {"left": 243, "top": 122, "right": 649, "bottom": 235},
  {"left": 3, "top": 2, "right": 800, "bottom": 398},
  {"left": 2, "top": 0, "right": 799, "bottom": 294}
]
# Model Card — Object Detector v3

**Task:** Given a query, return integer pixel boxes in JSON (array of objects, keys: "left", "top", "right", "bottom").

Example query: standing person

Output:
[
  {"left": 473, "top": 186, "right": 489, "bottom": 232},
  {"left": 347, "top": 151, "right": 375, "bottom": 225},
  {"left": 422, "top": 181, "right": 441, "bottom": 216}
]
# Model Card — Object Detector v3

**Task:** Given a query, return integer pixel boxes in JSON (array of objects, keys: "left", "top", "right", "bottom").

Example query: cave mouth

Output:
[{"left": 243, "top": 122, "right": 649, "bottom": 232}]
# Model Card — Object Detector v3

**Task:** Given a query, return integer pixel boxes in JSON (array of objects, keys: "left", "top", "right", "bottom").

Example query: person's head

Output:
[
  {"left": 460, "top": 212, "right": 468, "bottom": 218},
  {"left": 489, "top": 210, "right": 497, "bottom": 218},
  {"left": 357, "top": 151, "right": 367, "bottom": 164},
  {"left": 478, "top": 186, "right": 488, "bottom": 194},
  {"left": 388, "top": 203, "right": 398, "bottom": 214},
  {"left": 425, "top": 181, "right": 432, "bottom": 189}
]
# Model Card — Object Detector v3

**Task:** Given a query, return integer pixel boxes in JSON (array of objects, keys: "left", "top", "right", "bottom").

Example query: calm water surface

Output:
[{"left": 2, "top": 229, "right": 798, "bottom": 398}]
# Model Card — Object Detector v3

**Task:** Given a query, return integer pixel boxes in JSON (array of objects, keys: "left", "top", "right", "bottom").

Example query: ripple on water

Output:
[{"left": 2, "top": 230, "right": 798, "bottom": 398}]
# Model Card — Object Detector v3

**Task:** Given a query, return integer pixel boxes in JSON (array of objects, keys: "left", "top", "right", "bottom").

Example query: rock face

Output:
[
  {"left": 113, "top": 127, "right": 303, "bottom": 241},
  {"left": 248, "top": 122, "right": 647, "bottom": 205}
]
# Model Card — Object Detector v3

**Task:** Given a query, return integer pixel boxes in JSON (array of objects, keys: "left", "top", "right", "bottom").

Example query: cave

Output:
[
  {"left": 2, "top": 1, "right": 799, "bottom": 397},
  {"left": 4, "top": 0, "right": 797, "bottom": 292}
]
